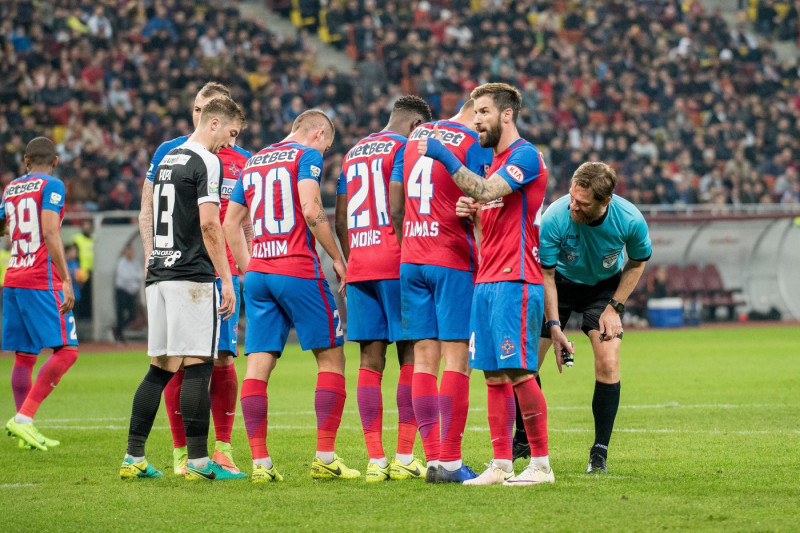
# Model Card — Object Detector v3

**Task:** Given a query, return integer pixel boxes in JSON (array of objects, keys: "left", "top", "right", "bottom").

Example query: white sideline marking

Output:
[
  {"left": 0, "top": 483, "right": 35, "bottom": 488},
  {"left": 34, "top": 402, "right": 794, "bottom": 424},
  {"left": 35, "top": 424, "right": 800, "bottom": 435}
]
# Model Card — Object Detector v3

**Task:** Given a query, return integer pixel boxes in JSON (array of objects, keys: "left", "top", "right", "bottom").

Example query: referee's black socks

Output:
[
  {"left": 127, "top": 365, "right": 176, "bottom": 457},
  {"left": 592, "top": 381, "right": 621, "bottom": 458}
]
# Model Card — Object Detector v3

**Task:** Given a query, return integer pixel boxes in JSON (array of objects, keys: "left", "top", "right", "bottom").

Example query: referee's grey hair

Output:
[{"left": 571, "top": 162, "right": 617, "bottom": 201}]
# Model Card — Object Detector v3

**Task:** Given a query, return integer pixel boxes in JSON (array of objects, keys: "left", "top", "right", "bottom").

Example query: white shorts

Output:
[{"left": 146, "top": 280, "right": 220, "bottom": 358}]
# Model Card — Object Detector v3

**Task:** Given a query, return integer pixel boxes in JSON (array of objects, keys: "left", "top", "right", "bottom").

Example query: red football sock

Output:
[
  {"left": 412, "top": 371, "right": 440, "bottom": 462},
  {"left": 210, "top": 363, "right": 238, "bottom": 444},
  {"left": 486, "top": 381, "right": 515, "bottom": 460},
  {"left": 514, "top": 377, "right": 549, "bottom": 456},
  {"left": 357, "top": 368, "right": 384, "bottom": 459},
  {"left": 240, "top": 378, "right": 269, "bottom": 460},
  {"left": 395, "top": 364, "right": 417, "bottom": 456},
  {"left": 439, "top": 371, "right": 470, "bottom": 462},
  {"left": 11, "top": 352, "right": 36, "bottom": 411},
  {"left": 163, "top": 369, "right": 186, "bottom": 448},
  {"left": 315, "top": 372, "right": 346, "bottom": 452},
  {"left": 19, "top": 347, "right": 77, "bottom": 419}
]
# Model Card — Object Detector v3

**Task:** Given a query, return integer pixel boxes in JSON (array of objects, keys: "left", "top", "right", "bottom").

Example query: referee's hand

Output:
[{"left": 218, "top": 280, "right": 235, "bottom": 320}]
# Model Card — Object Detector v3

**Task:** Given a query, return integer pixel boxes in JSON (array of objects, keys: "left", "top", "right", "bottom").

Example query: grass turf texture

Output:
[{"left": 0, "top": 325, "right": 798, "bottom": 532}]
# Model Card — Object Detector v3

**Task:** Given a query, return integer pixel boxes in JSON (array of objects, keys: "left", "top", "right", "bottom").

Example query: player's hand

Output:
[
  {"left": 332, "top": 258, "right": 347, "bottom": 297},
  {"left": 598, "top": 307, "right": 623, "bottom": 341},
  {"left": 417, "top": 124, "right": 445, "bottom": 158},
  {"left": 218, "top": 280, "right": 235, "bottom": 320},
  {"left": 551, "top": 328, "right": 572, "bottom": 374},
  {"left": 60, "top": 282, "right": 75, "bottom": 315},
  {"left": 455, "top": 196, "right": 479, "bottom": 219}
]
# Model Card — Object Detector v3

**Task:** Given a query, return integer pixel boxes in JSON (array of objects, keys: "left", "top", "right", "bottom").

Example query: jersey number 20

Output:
[{"left": 243, "top": 167, "right": 295, "bottom": 236}]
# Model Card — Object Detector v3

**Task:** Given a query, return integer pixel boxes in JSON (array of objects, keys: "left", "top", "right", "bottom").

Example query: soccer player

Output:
[
  {"left": 418, "top": 83, "right": 554, "bottom": 486},
  {"left": 2, "top": 137, "right": 78, "bottom": 451},
  {"left": 120, "top": 96, "right": 247, "bottom": 480},
  {"left": 392, "top": 99, "right": 493, "bottom": 483},
  {"left": 334, "top": 95, "right": 432, "bottom": 482},
  {"left": 139, "top": 81, "right": 251, "bottom": 475},
  {"left": 537, "top": 161, "right": 651, "bottom": 474},
  {"left": 223, "top": 110, "right": 358, "bottom": 483}
]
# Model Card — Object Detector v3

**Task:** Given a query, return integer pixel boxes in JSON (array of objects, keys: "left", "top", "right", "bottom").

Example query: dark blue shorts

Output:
[
  {"left": 469, "top": 281, "right": 543, "bottom": 371},
  {"left": 2, "top": 287, "right": 79, "bottom": 352},
  {"left": 243, "top": 272, "right": 343, "bottom": 354},
  {"left": 346, "top": 279, "right": 402, "bottom": 343},
  {"left": 400, "top": 263, "right": 473, "bottom": 341}
]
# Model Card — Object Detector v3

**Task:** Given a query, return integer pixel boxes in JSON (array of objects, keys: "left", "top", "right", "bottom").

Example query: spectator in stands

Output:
[{"left": 113, "top": 243, "right": 141, "bottom": 343}]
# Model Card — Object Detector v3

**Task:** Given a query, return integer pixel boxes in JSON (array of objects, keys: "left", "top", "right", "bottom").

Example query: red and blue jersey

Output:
[
  {"left": 218, "top": 145, "right": 251, "bottom": 273},
  {"left": 0, "top": 172, "right": 66, "bottom": 290},
  {"left": 401, "top": 121, "right": 493, "bottom": 271},
  {"left": 336, "top": 130, "right": 406, "bottom": 282},
  {"left": 477, "top": 138, "right": 548, "bottom": 285},
  {"left": 147, "top": 135, "right": 251, "bottom": 273},
  {"left": 230, "top": 141, "right": 325, "bottom": 279}
]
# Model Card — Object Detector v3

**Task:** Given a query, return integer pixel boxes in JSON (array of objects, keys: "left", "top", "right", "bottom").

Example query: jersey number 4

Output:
[
  {"left": 243, "top": 167, "right": 295, "bottom": 236},
  {"left": 4, "top": 198, "right": 41, "bottom": 254},
  {"left": 346, "top": 159, "right": 390, "bottom": 229},
  {"left": 407, "top": 157, "right": 434, "bottom": 215}
]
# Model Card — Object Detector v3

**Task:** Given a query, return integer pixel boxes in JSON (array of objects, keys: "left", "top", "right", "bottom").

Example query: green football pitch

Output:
[{"left": 0, "top": 325, "right": 798, "bottom": 532}]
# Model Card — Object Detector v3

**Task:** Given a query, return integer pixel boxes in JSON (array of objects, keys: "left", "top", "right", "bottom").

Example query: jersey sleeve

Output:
[
  {"left": 298, "top": 149, "right": 323, "bottom": 183},
  {"left": 41, "top": 179, "right": 66, "bottom": 213},
  {"left": 234, "top": 145, "right": 252, "bottom": 159},
  {"left": 625, "top": 210, "right": 652, "bottom": 262},
  {"left": 390, "top": 144, "right": 406, "bottom": 183},
  {"left": 146, "top": 140, "right": 176, "bottom": 182},
  {"left": 538, "top": 203, "right": 563, "bottom": 269},
  {"left": 0, "top": 190, "right": 5, "bottom": 220},
  {"left": 197, "top": 157, "right": 222, "bottom": 205},
  {"left": 336, "top": 169, "right": 346, "bottom": 194},
  {"left": 230, "top": 176, "right": 247, "bottom": 206},
  {"left": 464, "top": 143, "right": 492, "bottom": 176},
  {"left": 492, "top": 146, "right": 543, "bottom": 192}
]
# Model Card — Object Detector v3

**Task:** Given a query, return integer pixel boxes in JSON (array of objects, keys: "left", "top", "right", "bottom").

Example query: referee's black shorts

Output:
[{"left": 541, "top": 270, "right": 622, "bottom": 338}]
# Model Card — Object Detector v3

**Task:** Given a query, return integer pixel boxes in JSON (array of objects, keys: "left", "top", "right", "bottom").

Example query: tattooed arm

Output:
[
  {"left": 417, "top": 125, "right": 512, "bottom": 203},
  {"left": 298, "top": 178, "right": 346, "bottom": 290}
]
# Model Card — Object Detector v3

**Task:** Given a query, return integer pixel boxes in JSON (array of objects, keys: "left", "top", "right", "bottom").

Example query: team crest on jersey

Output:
[
  {"left": 310, "top": 165, "right": 321, "bottom": 178},
  {"left": 602, "top": 251, "right": 620, "bottom": 268},
  {"left": 500, "top": 338, "right": 515, "bottom": 355},
  {"left": 505, "top": 165, "right": 524, "bottom": 182},
  {"left": 49, "top": 192, "right": 62, "bottom": 205},
  {"left": 228, "top": 162, "right": 241, "bottom": 179}
]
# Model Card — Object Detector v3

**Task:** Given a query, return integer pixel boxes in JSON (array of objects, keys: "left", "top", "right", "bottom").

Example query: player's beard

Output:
[
  {"left": 478, "top": 120, "right": 502, "bottom": 148},
  {"left": 570, "top": 205, "right": 604, "bottom": 225}
]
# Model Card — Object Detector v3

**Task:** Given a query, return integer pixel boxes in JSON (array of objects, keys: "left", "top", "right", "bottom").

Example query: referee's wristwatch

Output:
[
  {"left": 545, "top": 320, "right": 562, "bottom": 329},
  {"left": 608, "top": 299, "right": 625, "bottom": 314}
]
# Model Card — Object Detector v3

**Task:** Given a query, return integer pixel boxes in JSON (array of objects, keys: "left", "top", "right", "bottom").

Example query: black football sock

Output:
[
  {"left": 592, "top": 381, "right": 621, "bottom": 458},
  {"left": 127, "top": 365, "right": 175, "bottom": 457},
  {"left": 536, "top": 374, "right": 541, "bottom": 389},
  {"left": 181, "top": 362, "right": 214, "bottom": 461}
]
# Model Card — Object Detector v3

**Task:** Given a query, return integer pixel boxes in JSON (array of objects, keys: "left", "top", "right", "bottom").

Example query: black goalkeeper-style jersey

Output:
[{"left": 146, "top": 140, "right": 222, "bottom": 285}]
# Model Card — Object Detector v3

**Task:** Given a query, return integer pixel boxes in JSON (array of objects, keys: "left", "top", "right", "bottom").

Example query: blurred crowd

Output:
[{"left": 1, "top": 0, "right": 800, "bottom": 216}]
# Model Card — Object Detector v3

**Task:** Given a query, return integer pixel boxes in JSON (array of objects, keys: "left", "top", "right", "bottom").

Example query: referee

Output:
[{"left": 519, "top": 162, "right": 651, "bottom": 474}]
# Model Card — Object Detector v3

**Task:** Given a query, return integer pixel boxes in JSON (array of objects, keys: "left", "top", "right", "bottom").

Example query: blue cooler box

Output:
[{"left": 648, "top": 297, "right": 684, "bottom": 328}]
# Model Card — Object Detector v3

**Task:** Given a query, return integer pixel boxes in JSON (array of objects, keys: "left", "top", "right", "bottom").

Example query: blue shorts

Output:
[
  {"left": 346, "top": 279, "right": 402, "bottom": 343},
  {"left": 468, "top": 281, "right": 543, "bottom": 371},
  {"left": 216, "top": 276, "right": 241, "bottom": 356},
  {"left": 2, "top": 287, "right": 79, "bottom": 353},
  {"left": 400, "top": 263, "right": 473, "bottom": 341},
  {"left": 243, "top": 271, "right": 343, "bottom": 354}
]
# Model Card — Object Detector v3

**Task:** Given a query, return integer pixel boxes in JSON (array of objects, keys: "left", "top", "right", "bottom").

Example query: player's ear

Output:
[{"left": 52, "top": 155, "right": 59, "bottom": 170}]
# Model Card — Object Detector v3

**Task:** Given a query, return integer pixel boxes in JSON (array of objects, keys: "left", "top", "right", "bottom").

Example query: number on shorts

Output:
[
  {"left": 407, "top": 157, "right": 435, "bottom": 215},
  {"left": 333, "top": 309, "right": 344, "bottom": 337},
  {"left": 4, "top": 198, "right": 41, "bottom": 255},
  {"left": 68, "top": 316, "right": 77, "bottom": 341},
  {"left": 244, "top": 167, "right": 295, "bottom": 236},
  {"left": 153, "top": 183, "right": 175, "bottom": 249},
  {"left": 469, "top": 331, "right": 476, "bottom": 360},
  {"left": 346, "top": 159, "right": 390, "bottom": 229}
]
